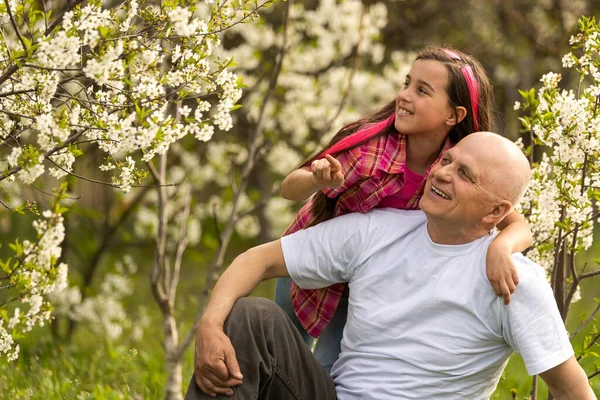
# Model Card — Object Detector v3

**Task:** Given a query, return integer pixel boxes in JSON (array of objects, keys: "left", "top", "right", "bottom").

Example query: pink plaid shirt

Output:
[{"left": 284, "top": 132, "right": 452, "bottom": 338}]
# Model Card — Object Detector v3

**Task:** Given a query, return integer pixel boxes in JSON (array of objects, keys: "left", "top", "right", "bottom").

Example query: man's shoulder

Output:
[
  {"left": 508, "top": 253, "right": 554, "bottom": 302},
  {"left": 510, "top": 253, "right": 548, "bottom": 282}
]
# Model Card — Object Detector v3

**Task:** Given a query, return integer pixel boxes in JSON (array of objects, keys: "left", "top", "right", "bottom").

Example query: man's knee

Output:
[{"left": 229, "top": 297, "right": 282, "bottom": 321}]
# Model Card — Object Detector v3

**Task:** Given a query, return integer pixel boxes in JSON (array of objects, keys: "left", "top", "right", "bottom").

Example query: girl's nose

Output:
[{"left": 396, "top": 87, "right": 412, "bottom": 104}]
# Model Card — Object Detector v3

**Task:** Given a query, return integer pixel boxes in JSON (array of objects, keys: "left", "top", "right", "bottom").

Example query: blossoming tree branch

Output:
[
  {"left": 516, "top": 16, "right": 600, "bottom": 395},
  {"left": 0, "top": 0, "right": 273, "bottom": 361}
]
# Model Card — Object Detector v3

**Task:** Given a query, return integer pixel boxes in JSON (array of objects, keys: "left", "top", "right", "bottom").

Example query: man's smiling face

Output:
[{"left": 420, "top": 137, "right": 504, "bottom": 228}]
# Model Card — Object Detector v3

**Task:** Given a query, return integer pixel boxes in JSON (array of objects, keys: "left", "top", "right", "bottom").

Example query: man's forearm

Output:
[
  {"left": 541, "top": 357, "right": 597, "bottom": 400},
  {"left": 551, "top": 386, "right": 596, "bottom": 400},
  {"left": 200, "top": 241, "right": 287, "bottom": 328}
]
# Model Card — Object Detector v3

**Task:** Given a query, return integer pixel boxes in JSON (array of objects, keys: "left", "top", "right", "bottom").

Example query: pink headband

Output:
[
  {"left": 441, "top": 49, "right": 480, "bottom": 132},
  {"left": 320, "top": 114, "right": 395, "bottom": 157}
]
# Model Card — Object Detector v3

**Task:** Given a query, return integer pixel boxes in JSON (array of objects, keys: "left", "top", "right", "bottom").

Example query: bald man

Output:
[{"left": 186, "top": 132, "right": 595, "bottom": 400}]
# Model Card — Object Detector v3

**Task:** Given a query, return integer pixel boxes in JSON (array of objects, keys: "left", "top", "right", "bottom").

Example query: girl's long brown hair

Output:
[{"left": 302, "top": 47, "right": 494, "bottom": 227}]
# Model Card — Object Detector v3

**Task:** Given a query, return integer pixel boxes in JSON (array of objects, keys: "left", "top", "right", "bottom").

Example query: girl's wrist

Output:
[{"left": 490, "top": 237, "right": 512, "bottom": 253}]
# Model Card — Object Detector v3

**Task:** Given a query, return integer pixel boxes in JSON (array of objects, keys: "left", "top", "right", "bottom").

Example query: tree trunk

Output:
[{"left": 164, "top": 313, "right": 183, "bottom": 400}]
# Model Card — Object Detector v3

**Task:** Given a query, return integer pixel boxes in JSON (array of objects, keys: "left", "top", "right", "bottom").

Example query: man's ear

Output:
[{"left": 482, "top": 200, "right": 513, "bottom": 226}]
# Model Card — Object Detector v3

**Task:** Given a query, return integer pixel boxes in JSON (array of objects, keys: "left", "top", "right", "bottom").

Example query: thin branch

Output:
[
  {"left": 0, "top": 88, "right": 39, "bottom": 98},
  {"left": 570, "top": 303, "right": 600, "bottom": 340},
  {"left": 576, "top": 331, "right": 600, "bottom": 361},
  {"left": 211, "top": 202, "right": 222, "bottom": 248},
  {"left": 530, "top": 375, "right": 538, "bottom": 400},
  {"left": 31, "top": 183, "right": 81, "bottom": 201},
  {"left": 150, "top": 154, "right": 169, "bottom": 309},
  {"left": 0, "top": 284, "right": 15, "bottom": 290},
  {"left": 5, "top": 0, "right": 28, "bottom": 51},
  {"left": 45, "top": 157, "right": 179, "bottom": 189},
  {"left": 0, "top": 197, "right": 14, "bottom": 211},
  {"left": 169, "top": 190, "right": 191, "bottom": 305},
  {"left": 22, "top": 63, "right": 82, "bottom": 72},
  {"left": 579, "top": 268, "right": 600, "bottom": 280}
]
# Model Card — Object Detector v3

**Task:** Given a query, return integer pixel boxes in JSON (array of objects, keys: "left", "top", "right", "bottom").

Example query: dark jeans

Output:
[
  {"left": 184, "top": 297, "right": 337, "bottom": 400},
  {"left": 273, "top": 277, "right": 348, "bottom": 374}
]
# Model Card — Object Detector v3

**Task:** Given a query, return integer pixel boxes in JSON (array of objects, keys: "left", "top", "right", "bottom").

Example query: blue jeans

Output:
[{"left": 274, "top": 277, "right": 348, "bottom": 374}]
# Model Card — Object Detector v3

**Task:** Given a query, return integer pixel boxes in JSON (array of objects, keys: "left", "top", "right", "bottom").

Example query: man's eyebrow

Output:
[
  {"left": 405, "top": 74, "right": 436, "bottom": 93},
  {"left": 460, "top": 162, "right": 478, "bottom": 181},
  {"left": 446, "top": 151, "right": 478, "bottom": 181}
]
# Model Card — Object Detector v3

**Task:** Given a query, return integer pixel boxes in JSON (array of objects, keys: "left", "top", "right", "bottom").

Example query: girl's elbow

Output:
[{"left": 280, "top": 179, "right": 293, "bottom": 200}]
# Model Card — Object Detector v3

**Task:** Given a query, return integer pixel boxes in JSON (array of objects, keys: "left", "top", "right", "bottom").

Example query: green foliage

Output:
[{"left": 0, "top": 338, "right": 185, "bottom": 400}]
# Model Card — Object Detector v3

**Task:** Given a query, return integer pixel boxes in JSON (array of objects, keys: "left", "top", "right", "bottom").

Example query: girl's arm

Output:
[
  {"left": 487, "top": 209, "right": 533, "bottom": 305},
  {"left": 281, "top": 155, "right": 344, "bottom": 201}
]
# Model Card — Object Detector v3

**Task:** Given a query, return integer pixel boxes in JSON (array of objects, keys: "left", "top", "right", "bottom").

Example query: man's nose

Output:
[{"left": 433, "top": 165, "right": 453, "bottom": 182}]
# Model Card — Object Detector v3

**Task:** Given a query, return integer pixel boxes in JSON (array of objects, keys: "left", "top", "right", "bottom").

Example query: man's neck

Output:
[{"left": 426, "top": 220, "right": 487, "bottom": 245}]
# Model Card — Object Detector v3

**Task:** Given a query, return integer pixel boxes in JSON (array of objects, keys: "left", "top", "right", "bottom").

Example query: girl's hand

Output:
[
  {"left": 486, "top": 241, "right": 520, "bottom": 305},
  {"left": 310, "top": 154, "right": 344, "bottom": 189}
]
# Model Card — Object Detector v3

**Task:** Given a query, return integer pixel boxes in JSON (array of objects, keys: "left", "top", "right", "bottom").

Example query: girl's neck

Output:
[{"left": 405, "top": 134, "right": 446, "bottom": 175}]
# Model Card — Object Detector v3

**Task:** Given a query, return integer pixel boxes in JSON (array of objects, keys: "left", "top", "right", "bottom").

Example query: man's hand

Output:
[
  {"left": 194, "top": 320, "right": 243, "bottom": 397},
  {"left": 311, "top": 155, "right": 344, "bottom": 189},
  {"left": 486, "top": 240, "right": 519, "bottom": 305}
]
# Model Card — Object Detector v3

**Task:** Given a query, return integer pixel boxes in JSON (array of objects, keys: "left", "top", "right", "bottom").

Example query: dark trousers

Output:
[{"left": 184, "top": 297, "right": 337, "bottom": 400}]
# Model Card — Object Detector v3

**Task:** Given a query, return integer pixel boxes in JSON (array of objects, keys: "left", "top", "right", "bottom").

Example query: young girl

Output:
[{"left": 274, "top": 47, "right": 532, "bottom": 374}]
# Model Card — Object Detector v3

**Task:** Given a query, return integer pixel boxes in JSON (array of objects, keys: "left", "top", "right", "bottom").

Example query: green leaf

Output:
[{"left": 22, "top": 36, "right": 31, "bottom": 51}]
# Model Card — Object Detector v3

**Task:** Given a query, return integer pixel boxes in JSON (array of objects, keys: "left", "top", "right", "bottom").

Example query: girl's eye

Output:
[
  {"left": 418, "top": 87, "right": 428, "bottom": 95},
  {"left": 403, "top": 81, "right": 410, "bottom": 87},
  {"left": 441, "top": 157, "right": 450, "bottom": 165}
]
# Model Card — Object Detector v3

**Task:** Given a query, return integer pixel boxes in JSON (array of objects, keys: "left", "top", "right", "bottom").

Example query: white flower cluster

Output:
[
  {"left": 50, "top": 255, "right": 147, "bottom": 341},
  {"left": 83, "top": 41, "right": 126, "bottom": 88},
  {"left": 540, "top": 72, "right": 562, "bottom": 89},
  {"left": 517, "top": 24, "right": 600, "bottom": 284},
  {"left": 36, "top": 31, "right": 82, "bottom": 69},
  {"left": 0, "top": 320, "right": 19, "bottom": 361},
  {"left": 120, "top": 0, "right": 138, "bottom": 32},
  {"left": 167, "top": 7, "right": 208, "bottom": 37},
  {"left": 1, "top": 209, "right": 68, "bottom": 361},
  {"left": 1, "top": 0, "right": 247, "bottom": 192},
  {"left": 63, "top": 5, "right": 113, "bottom": 47}
]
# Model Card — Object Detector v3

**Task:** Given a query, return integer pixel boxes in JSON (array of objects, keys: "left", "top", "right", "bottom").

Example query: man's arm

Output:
[
  {"left": 539, "top": 356, "right": 596, "bottom": 399},
  {"left": 201, "top": 240, "right": 287, "bottom": 328},
  {"left": 194, "top": 240, "right": 288, "bottom": 397}
]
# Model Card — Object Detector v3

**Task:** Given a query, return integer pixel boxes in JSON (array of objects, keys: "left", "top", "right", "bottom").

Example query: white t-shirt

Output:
[{"left": 281, "top": 209, "right": 573, "bottom": 400}]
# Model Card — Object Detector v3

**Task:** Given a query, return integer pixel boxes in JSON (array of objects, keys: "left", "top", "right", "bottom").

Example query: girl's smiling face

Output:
[{"left": 394, "top": 59, "right": 459, "bottom": 141}]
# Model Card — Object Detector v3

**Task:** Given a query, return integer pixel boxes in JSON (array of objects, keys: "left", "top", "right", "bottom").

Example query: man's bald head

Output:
[{"left": 455, "top": 132, "right": 531, "bottom": 206}]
